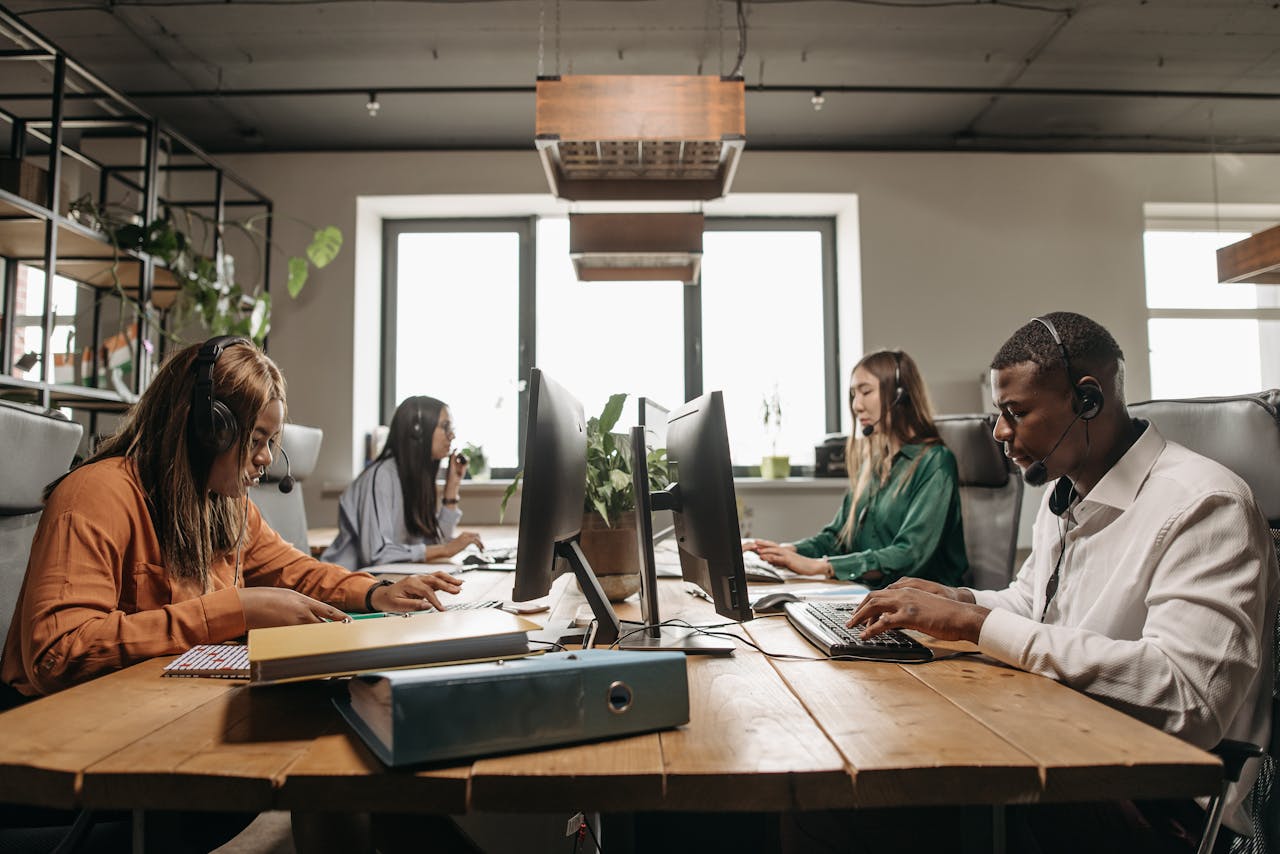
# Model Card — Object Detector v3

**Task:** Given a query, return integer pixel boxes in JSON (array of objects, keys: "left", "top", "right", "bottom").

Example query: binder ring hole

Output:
[{"left": 607, "top": 680, "right": 633, "bottom": 714}]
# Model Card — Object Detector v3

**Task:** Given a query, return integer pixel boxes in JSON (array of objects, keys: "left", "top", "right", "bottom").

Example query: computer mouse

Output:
[
  {"left": 752, "top": 591, "right": 803, "bottom": 613},
  {"left": 462, "top": 554, "right": 490, "bottom": 567}
]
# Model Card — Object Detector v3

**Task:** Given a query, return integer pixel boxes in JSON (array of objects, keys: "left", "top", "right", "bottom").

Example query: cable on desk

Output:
[
  {"left": 528, "top": 638, "right": 568, "bottom": 652},
  {"left": 608, "top": 617, "right": 980, "bottom": 665}
]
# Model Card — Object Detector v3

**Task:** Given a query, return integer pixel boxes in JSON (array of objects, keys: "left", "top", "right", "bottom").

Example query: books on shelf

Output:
[
  {"left": 336, "top": 649, "right": 690, "bottom": 767},
  {"left": 246, "top": 608, "right": 540, "bottom": 686}
]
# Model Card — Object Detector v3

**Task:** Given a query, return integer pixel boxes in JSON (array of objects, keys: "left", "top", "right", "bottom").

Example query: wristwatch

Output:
[{"left": 442, "top": 497, "right": 459, "bottom": 505}]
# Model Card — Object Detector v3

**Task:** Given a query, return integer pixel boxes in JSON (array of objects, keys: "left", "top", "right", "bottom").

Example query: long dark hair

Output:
[
  {"left": 71, "top": 340, "right": 286, "bottom": 586},
  {"left": 374, "top": 395, "right": 446, "bottom": 540},
  {"left": 840, "top": 349, "right": 941, "bottom": 545}
]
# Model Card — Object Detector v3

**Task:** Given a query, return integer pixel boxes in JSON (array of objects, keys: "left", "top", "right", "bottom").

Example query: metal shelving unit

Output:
[{"left": 0, "top": 7, "right": 272, "bottom": 438}]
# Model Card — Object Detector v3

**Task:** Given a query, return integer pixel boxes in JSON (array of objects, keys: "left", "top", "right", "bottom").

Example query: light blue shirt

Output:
[{"left": 322, "top": 458, "right": 461, "bottom": 571}]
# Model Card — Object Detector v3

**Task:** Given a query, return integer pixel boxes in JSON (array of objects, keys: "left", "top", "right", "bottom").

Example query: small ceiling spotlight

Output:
[
  {"left": 811, "top": 90, "right": 825, "bottom": 112},
  {"left": 366, "top": 92, "right": 381, "bottom": 118}
]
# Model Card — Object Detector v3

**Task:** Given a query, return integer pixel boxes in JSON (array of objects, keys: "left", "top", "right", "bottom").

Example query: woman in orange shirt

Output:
[{"left": 2, "top": 336, "right": 464, "bottom": 700}]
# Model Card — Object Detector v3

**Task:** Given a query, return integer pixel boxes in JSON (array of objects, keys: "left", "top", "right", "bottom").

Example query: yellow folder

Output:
[{"left": 247, "top": 609, "right": 541, "bottom": 686}]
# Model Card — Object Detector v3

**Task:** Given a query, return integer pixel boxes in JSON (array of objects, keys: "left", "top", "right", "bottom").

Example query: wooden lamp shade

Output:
[
  {"left": 569, "top": 213, "right": 703, "bottom": 282},
  {"left": 1218, "top": 224, "right": 1280, "bottom": 284},
  {"left": 536, "top": 75, "right": 745, "bottom": 202}
]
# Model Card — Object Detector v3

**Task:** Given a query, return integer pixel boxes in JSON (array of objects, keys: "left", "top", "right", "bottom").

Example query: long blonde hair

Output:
[
  {"left": 838, "top": 350, "right": 941, "bottom": 546},
  {"left": 80, "top": 339, "right": 286, "bottom": 587}
]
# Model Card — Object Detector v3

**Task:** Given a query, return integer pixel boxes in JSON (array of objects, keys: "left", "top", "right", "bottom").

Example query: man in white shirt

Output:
[{"left": 849, "top": 312, "right": 1278, "bottom": 850}]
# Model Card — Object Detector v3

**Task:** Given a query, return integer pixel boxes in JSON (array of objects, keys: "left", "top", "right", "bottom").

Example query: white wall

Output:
[{"left": 218, "top": 149, "right": 1280, "bottom": 531}]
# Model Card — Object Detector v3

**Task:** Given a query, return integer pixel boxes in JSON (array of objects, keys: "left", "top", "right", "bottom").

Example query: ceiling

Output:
[{"left": 2, "top": 0, "right": 1279, "bottom": 155}]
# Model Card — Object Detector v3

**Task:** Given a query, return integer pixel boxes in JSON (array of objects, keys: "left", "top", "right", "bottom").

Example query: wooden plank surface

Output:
[
  {"left": 0, "top": 657, "right": 231, "bottom": 808},
  {"left": 906, "top": 659, "right": 1222, "bottom": 802},
  {"left": 79, "top": 677, "right": 341, "bottom": 811},
  {"left": 279, "top": 731, "right": 472, "bottom": 815},
  {"left": 642, "top": 581, "right": 854, "bottom": 811},
  {"left": 746, "top": 615, "right": 1043, "bottom": 807}
]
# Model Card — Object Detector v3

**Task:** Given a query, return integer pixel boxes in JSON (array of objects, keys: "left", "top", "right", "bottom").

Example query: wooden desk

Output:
[{"left": 0, "top": 573, "right": 1221, "bottom": 817}]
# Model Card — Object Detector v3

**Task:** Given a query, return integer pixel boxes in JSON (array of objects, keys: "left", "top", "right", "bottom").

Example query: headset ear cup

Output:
[
  {"left": 1076, "top": 382, "right": 1103, "bottom": 421},
  {"left": 208, "top": 400, "right": 238, "bottom": 453}
]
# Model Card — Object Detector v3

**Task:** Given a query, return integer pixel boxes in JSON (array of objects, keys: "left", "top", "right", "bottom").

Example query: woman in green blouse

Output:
[{"left": 744, "top": 349, "right": 968, "bottom": 588}]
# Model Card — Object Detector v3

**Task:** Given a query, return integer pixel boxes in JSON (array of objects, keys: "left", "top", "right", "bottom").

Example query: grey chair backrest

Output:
[
  {"left": 250, "top": 422, "right": 323, "bottom": 554},
  {"left": 1128, "top": 391, "right": 1280, "bottom": 526},
  {"left": 935, "top": 414, "right": 1024, "bottom": 590},
  {"left": 1134, "top": 395, "right": 1280, "bottom": 852},
  {"left": 0, "top": 401, "right": 83, "bottom": 648}
]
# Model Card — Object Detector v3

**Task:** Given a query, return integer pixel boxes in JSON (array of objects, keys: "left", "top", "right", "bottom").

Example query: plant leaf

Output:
[
  {"left": 306, "top": 226, "right": 343, "bottom": 269},
  {"left": 499, "top": 471, "right": 523, "bottom": 522},
  {"left": 609, "top": 469, "right": 631, "bottom": 491},
  {"left": 591, "top": 498, "right": 612, "bottom": 526},
  {"left": 287, "top": 257, "right": 309, "bottom": 298},
  {"left": 597, "top": 393, "right": 627, "bottom": 433},
  {"left": 249, "top": 293, "right": 271, "bottom": 343}
]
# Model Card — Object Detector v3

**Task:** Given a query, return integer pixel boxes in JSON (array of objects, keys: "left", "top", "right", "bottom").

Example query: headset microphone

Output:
[
  {"left": 1022, "top": 409, "right": 1085, "bottom": 487},
  {"left": 275, "top": 442, "right": 295, "bottom": 494},
  {"left": 861, "top": 419, "right": 878, "bottom": 438}
]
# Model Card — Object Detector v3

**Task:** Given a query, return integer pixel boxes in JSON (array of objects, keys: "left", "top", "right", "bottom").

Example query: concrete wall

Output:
[{"left": 217, "top": 149, "right": 1280, "bottom": 536}]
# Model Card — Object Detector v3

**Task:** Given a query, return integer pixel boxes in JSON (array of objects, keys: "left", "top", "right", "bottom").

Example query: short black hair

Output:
[{"left": 990, "top": 312, "right": 1125, "bottom": 383}]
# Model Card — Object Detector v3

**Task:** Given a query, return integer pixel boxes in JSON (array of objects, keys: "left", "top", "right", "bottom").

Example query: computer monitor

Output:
[
  {"left": 623, "top": 390, "right": 750, "bottom": 654},
  {"left": 637, "top": 396, "right": 674, "bottom": 546},
  {"left": 511, "top": 368, "right": 623, "bottom": 645}
]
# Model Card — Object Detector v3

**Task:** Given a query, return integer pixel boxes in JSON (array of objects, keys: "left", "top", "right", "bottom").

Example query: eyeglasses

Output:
[{"left": 437, "top": 421, "right": 456, "bottom": 436}]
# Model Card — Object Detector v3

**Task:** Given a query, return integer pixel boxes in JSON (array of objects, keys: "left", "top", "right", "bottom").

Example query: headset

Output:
[
  {"left": 190, "top": 335, "right": 254, "bottom": 455},
  {"left": 1030, "top": 317, "right": 1103, "bottom": 421},
  {"left": 1022, "top": 317, "right": 1104, "bottom": 493},
  {"left": 190, "top": 335, "right": 295, "bottom": 494},
  {"left": 857, "top": 350, "right": 907, "bottom": 437}
]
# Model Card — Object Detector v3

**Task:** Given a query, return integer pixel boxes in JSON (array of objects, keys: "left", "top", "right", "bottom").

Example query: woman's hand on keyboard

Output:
[
  {"left": 847, "top": 584, "right": 990, "bottom": 643},
  {"left": 742, "top": 538, "right": 787, "bottom": 553},
  {"left": 755, "top": 545, "right": 828, "bottom": 576},
  {"left": 372, "top": 571, "right": 465, "bottom": 613}
]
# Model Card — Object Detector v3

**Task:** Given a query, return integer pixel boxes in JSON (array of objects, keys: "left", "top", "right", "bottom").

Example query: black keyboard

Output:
[{"left": 783, "top": 601, "right": 933, "bottom": 661}]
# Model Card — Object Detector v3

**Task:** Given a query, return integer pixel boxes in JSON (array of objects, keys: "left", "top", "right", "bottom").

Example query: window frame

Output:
[
  {"left": 381, "top": 217, "right": 535, "bottom": 477},
  {"left": 380, "top": 215, "right": 839, "bottom": 475},
  {"left": 1143, "top": 219, "right": 1280, "bottom": 400}
]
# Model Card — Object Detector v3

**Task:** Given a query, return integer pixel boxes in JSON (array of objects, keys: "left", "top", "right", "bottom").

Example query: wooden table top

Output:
[{"left": 0, "top": 568, "right": 1221, "bottom": 815}]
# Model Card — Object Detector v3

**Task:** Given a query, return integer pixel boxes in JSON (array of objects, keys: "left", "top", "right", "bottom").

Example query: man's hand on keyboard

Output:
[{"left": 847, "top": 580, "right": 989, "bottom": 643}]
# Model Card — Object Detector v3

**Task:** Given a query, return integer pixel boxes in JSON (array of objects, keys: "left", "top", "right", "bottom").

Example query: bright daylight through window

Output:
[
  {"left": 387, "top": 217, "right": 835, "bottom": 472},
  {"left": 1144, "top": 230, "right": 1280, "bottom": 399}
]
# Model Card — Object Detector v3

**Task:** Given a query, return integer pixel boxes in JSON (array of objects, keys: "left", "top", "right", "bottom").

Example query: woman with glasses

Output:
[{"left": 324, "top": 395, "right": 485, "bottom": 570}]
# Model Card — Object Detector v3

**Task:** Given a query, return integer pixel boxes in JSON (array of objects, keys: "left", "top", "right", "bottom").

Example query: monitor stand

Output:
[
  {"left": 526, "top": 538, "right": 624, "bottom": 648},
  {"left": 616, "top": 426, "right": 734, "bottom": 655}
]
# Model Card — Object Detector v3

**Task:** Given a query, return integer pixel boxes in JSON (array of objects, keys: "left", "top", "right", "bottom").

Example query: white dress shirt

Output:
[{"left": 969, "top": 421, "right": 1278, "bottom": 835}]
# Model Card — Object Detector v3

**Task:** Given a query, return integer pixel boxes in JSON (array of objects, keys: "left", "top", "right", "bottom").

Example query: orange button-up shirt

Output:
[{"left": 2, "top": 456, "right": 378, "bottom": 696}]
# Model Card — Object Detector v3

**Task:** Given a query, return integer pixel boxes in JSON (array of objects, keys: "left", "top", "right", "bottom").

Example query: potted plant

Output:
[
  {"left": 462, "top": 442, "right": 490, "bottom": 481},
  {"left": 69, "top": 196, "right": 342, "bottom": 347},
  {"left": 501, "top": 392, "right": 671, "bottom": 602},
  {"left": 760, "top": 385, "right": 790, "bottom": 479}
]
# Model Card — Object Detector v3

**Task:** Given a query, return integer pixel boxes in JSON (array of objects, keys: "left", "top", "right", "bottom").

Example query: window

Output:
[
  {"left": 1143, "top": 229, "right": 1280, "bottom": 399},
  {"left": 382, "top": 219, "right": 531, "bottom": 472},
  {"left": 383, "top": 216, "right": 838, "bottom": 473}
]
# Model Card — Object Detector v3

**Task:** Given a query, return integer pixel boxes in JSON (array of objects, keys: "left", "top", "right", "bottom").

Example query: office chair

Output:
[
  {"left": 0, "top": 401, "right": 131, "bottom": 851},
  {"left": 250, "top": 422, "right": 323, "bottom": 553},
  {"left": 934, "top": 414, "right": 1024, "bottom": 589},
  {"left": 1129, "top": 391, "right": 1280, "bottom": 854}
]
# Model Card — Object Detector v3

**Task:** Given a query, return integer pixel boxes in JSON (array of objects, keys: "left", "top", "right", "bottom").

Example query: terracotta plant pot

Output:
[{"left": 577, "top": 511, "right": 641, "bottom": 602}]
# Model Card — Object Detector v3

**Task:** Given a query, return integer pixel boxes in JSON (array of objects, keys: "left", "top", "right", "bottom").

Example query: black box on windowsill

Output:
[{"left": 814, "top": 435, "right": 848, "bottom": 478}]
